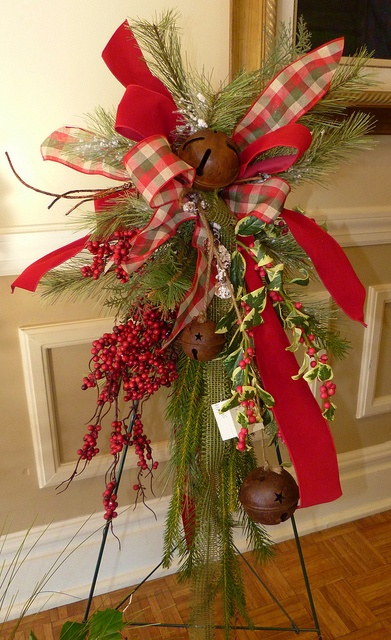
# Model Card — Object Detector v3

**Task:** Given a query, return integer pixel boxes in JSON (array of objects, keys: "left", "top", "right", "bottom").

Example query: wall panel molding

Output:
[
  {"left": 19, "top": 319, "right": 170, "bottom": 488},
  {"left": 0, "top": 228, "right": 87, "bottom": 277},
  {"left": 356, "top": 283, "right": 391, "bottom": 418}
]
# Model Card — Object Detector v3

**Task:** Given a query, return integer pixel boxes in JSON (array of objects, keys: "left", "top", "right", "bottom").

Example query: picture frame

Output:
[{"left": 230, "top": 0, "right": 391, "bottom": 133}]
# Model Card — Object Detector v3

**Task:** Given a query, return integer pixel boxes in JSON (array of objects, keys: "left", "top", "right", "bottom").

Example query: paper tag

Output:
[
  {"left": 212, "top": 401, "right": 240, "bottom": 440},
  {"left": 212, "top": 400, "right": 264, "bottom": 441}
]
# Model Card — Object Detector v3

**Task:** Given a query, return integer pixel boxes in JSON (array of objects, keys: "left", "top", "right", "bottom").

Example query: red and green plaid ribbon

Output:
[
  {"left": 233, "top": 38, "right": 344, "bottom": 148},
  {"left": 41, "top": 127, "right": 130, "bottom": 181},
  {"left": 123, "top": 135, "right": 195, "bottom": 207},
  {"left": 224, "top": 178, "right": 291, "bottom": 223}
]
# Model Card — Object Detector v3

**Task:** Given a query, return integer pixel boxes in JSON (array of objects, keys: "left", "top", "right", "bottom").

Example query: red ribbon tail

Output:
[
  {"left": 282, "top": 209, "right": 366, "bottom": 325},
  {"left": 11, "top": 235, "right": 90, "bottom": 293},
  {"left": 244, "top": 253, "right": 342, "bottom": 507}
]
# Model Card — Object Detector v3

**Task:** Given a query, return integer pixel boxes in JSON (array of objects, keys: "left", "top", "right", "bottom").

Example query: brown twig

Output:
[{"left": 5, "top": 151, "right": 132, "bottom": 214}]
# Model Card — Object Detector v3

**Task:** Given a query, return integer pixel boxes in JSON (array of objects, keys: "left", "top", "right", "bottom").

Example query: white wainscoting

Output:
[
  {"left": 0, "top": 228, "right": 87, "bottom": 277},
  {"left": 1, "top": 205, "right": 391, "bottom": 278},
  {"left": 2, "top": 439, "right": 391, "bottom": 622}
]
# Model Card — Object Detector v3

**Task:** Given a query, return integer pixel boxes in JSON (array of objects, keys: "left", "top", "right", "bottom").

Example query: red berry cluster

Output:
[
  {"left": 301, "top": 332, "right": 329, "bottom": 369},
  {"left": 70, "top": 306, "right": 178, "bottom": 520},
  {"left": 102, "top": 480, "right": 118, "bottom": 520},
  {"left": 237, "top": 426, "right": 249, "bottom": 452},
  {"left": 234, "top": 344, "right": 261, "bottom": 452},
  {"left": 82, "top": 307, "right": 178, "bottom": 404},
  {"left": 109, "top": 420, "right": 131, "bottom": 455},
  {"left": 253, "top": 261, "right": 273, "bottom": 279},
  {"left": 77, "top": 423, "right": 102, "bottom": 461},
  {"left": 131, "top": 413, "right": 159, "bottom": 473},
  {"left": 238, "top": 346, "right": 255, "bottom": 371},
  {"left": 101, "top": 411, "right": 159, "bottom": 520},
  {"left": 269, "top": 290, "right": 284, "bottom": 303},
  {"left": 320, "top": 380, "right": 336, "bottom": 411},
  {"left": 80, "top": 229, "right": 137, "bottom": 283}
]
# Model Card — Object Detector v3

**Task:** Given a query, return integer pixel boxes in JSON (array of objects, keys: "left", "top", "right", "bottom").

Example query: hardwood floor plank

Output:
[
  {"left": 309, "top": 580, "right": 378, "bottom": 638},
  {"left": 314, "top": 530, "right": 387, "bottom": 577},
  {"left": 347, "top": 566, "right": 391, "bottom": 620},
  {"left": 332, "top": 623, "right": 391, "bottom": 639}
]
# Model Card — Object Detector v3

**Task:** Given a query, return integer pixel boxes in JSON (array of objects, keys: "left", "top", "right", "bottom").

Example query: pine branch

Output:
[
  {"left": 61, "top": 107, "right": 134, "bottom": 172},
  {"left": 130, "top": 11, "right": 191, "bottom": 108},
  {"left": 75, "top": 194, "right": 154, "bottom": 239},
  {"left": 162, "top": 355, "right": 206, "bottom": 567},
  {"left": 38, "top": 261, "right": 118, "bottom": 307},
  {"left": 283, "top": 111, "right": 375, "bottom": 186}
]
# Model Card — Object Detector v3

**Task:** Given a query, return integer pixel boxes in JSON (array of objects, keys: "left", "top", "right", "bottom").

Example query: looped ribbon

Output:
[{"left": 11, "top": 22, "right": 367, "bottom": 508}]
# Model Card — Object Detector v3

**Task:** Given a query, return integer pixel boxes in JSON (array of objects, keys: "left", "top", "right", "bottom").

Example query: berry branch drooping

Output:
[{"left": 63, "top": 306, "right": 178, "bottom": 519}]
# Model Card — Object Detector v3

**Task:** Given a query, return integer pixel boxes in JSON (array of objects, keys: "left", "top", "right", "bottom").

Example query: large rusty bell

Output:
[
  {"left": 177, "top": 129, "right": 240, "bottom": 190},
  {"left": 239, "top": 465, "right": 299, "bottom": 525},
  {"left": 179, "top": 318, "right": 225, "bottom": 362}
]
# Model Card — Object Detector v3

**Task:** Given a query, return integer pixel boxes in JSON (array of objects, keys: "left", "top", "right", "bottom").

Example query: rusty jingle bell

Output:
[
  {"left": 177, "top": 129, "right": 240, "bottom": 190},
  {"left": 239, "top": 465, "right": 299, "bottom": 525},
  {"left": 179, "top": 318, "right": 225, "bottom": 362}
]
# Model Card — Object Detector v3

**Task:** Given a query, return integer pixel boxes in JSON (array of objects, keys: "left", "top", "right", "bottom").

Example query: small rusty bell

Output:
[
  {"left": 239, "top": 465, "right": 299, "bottom": 525},
  {"left": 177, "top": 129, "right": 240, "bottom": 190},
  {"left": 179, "top": 318, "right": 225, "bottom": 362}
]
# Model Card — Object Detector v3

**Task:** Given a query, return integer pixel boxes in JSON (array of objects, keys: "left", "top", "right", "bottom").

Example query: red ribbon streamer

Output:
[
  {"left": 281, "top": 209, "right": 366, "bottom": 325},
  {"left": 11, "top": 235, "right": 90, "bottom": 293},
  {"left": 243, "top": 248, "right": 342, "bottom": 507}
]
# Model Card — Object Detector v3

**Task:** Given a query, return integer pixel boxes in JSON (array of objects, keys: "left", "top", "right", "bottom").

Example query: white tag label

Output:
[
  {"left": 212, "top": 400, "right": 265, "bottom": 441},
  {"left": 212, "top": 401, "right": 240, "bottom": 440}
]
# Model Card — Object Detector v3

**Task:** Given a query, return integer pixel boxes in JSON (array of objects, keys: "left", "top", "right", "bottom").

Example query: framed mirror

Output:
[{"left": 230, "top": 0, "right": 391, "bottom": 133}]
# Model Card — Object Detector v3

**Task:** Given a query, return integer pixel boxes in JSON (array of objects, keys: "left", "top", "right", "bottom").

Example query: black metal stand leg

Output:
[
  {"left": 233, "top": 543, "right": 300, "bottom": 634},
  {"left": 82, "top": 400, "right": 139, "bottom": 623},
  {"left": 290, "top": 515, "right": 322, "bottom": 637},
  {"left": 120, "top": 528, "right": 322, "bottom": 636},
  {"left": 275, "top": 442, "right": 322, "bottom": 638}
]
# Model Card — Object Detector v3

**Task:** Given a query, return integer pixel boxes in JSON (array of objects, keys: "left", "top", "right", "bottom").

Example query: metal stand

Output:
[
  {"left": 112, "top": 514, "right": 322, "bottom": 637},
  {"left": 83, "top": 431, "right": 322, "bottom": 638}
]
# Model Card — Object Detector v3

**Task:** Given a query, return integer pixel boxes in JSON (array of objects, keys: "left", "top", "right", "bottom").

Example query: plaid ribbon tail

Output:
[
  {"left": 233, "top": 38, "right": 344, "bottom": 148},
  {"left": 243, "top": 246, "right": 342, "bottom": 507},
  {"left": 224, "top": 177, "right": 291, "bottom": 223},
  {"left": 41, "top": 127, "right": 129, "bottom": 180},
  {"left": 11, "top": 235, "right": 90, "bottom": 292},
  {"left": 163, "top": 218, "right": 215, "bottom": 346},
  {"left": 123, "top": 203, "right": 197, "bottom": 274},
  {"left": 282, "top": 208, "right": 366, "bottom": 324}
]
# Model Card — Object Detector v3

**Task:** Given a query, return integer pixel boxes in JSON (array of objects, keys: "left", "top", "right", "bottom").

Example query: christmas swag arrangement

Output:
[{"left": 11, "top": 11, "right": 373, "bottom": 636}]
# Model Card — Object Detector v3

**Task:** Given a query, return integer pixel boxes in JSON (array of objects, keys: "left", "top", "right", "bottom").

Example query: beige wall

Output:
[
  {"left": 0, "top": 0, "right": 229, "bottom": 534},
  {"left": 1, "top": 1, "right": 391, "bottom": 536}
]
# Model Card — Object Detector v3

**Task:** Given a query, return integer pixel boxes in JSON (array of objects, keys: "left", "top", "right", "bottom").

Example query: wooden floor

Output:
[{"left": 2, "top": 510, "right": 391, "bottom": 639}]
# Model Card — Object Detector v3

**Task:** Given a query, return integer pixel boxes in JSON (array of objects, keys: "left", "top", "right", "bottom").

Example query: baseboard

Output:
[{"left": 2, "top": 440, "right": 391, "bottom": 623}]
